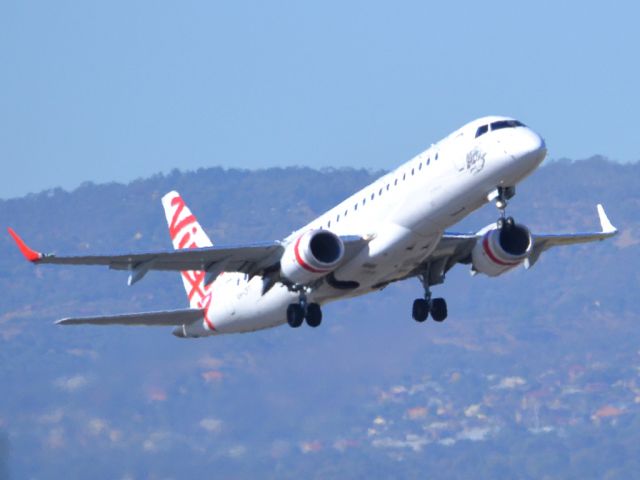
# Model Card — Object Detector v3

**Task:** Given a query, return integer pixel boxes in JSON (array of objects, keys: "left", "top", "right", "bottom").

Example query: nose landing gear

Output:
[
  {"left": 493, "top": 186, "right": 515, "bottom": 216},
  {"left": 491, "top": 186, "right": 516, "bottom": 229}
]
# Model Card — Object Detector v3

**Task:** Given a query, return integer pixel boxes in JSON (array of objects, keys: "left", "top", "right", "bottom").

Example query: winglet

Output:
[
  {"left": 596, "top": 204, "right": 617, "bottom": 234},
  {"left": 7, "top": 228, "right": 43, "bottom": 262}
]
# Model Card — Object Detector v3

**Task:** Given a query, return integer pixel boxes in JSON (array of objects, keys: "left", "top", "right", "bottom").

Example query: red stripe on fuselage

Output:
[
  {"left": 182, "top": 270, "right": 206, "bottom": 301},
  {"left": 482, "top": 234, "right": 521, "bottom": 267},
  {"left": 181, "top": 270, "right": 216, "bottom": 331},
  {"left": 200, "top": 292, "right": 216, "bottom": 331},
  {"left": 294, "top": 235, "right": 330, "bottom": 274}
]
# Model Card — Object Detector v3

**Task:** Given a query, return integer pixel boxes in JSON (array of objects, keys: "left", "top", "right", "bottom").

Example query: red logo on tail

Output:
[
  {"left": 168, "top": 196, "right": 197, "bottom": 242},
  {"left": 168, "top": 195, "right": 216, "bottom": 330}
]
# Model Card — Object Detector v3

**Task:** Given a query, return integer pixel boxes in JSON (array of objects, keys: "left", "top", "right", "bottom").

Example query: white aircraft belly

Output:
[
  {"left": 316, "top": 222, "right": 442, "bottom": 301},
  {"left": 212, "top": 280, "right": 295, "bottom": 334}
]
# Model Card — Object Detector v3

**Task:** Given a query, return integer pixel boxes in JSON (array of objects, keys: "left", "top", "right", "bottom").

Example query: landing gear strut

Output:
[
  {"left": 286, "top": 290, "right": 323, "bottom": 328},
  {"left": 493, "top": 186, "right": 516, "bottom": 230},
  {"left": 412, "top": 274, "right": 447, "bottom": 323}
]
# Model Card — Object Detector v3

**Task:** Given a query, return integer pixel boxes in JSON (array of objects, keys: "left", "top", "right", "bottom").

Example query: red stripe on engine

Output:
[
  {"left": 294, "top": 235, "right": 330, "bottom": 274},
  {"left": 482, "top": 234, "right": 521, "bottom": 267}
]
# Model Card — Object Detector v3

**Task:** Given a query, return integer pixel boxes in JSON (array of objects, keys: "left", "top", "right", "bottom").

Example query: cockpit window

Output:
[
  {"left": 475, "top": 125, "right": 489, "bottom": 138},
  {"left": 490, "top": 120, "right": 525, "bottom": 131}
]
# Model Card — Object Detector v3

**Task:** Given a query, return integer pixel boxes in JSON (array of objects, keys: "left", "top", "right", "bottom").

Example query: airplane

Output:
[{"left": 8, "top": 116, "right": 618, "bottom": 338}]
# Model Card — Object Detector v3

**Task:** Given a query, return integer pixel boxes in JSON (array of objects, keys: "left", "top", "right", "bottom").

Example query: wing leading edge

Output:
[
  {"left": 7, "top": 228, "right": 282, "bottom": 275},
  {"left": 7, "top": 228, "right": 368, "bottom": 286}
]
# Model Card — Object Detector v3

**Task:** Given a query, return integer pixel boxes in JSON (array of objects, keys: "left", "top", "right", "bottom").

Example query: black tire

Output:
[
  {"left": 287, "top": 304, "right": 304, "bottom": 328},
  {"left": 431, "top": 298, "right": 447, "bottom": 322},
  {"left": 412, "top": 298, "right": 429, "bottom": 322},
  {"left": 305, "top": 303, "right": 322, "bottom": 328}
]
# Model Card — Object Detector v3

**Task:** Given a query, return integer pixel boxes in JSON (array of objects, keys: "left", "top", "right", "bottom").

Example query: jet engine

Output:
[
  {"left": 280, "top": 230, "right": 344, "bottom": 285},
  {"left": 471, "top": 222, "right": 533, "bottom": 276}
]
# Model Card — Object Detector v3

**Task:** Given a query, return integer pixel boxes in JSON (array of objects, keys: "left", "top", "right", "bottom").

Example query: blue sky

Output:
[{"left": 1, "top": 1, "right": 639, "bottom": 198}]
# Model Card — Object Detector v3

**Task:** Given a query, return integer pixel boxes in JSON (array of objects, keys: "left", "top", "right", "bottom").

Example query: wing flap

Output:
[{"left": 56, "top": 308, "right": 205, "bottom": 326}]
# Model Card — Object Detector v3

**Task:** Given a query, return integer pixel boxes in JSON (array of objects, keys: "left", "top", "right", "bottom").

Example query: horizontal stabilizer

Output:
[{"left": 56, "top": 308, "right": 205, "bottom": 326}]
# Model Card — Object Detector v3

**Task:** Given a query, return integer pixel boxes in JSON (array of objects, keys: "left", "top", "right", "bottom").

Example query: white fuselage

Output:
[{"left": 190, "top": 116, "right": 547, "bottom": 336}]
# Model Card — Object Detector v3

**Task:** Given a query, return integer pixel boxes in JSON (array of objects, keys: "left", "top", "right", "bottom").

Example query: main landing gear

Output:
[
  {"left": 287, "top": 292, "right": 323, "bottom": 328},
  {"left": 412, "top": 275, "right": 448, "bottom": 323}
]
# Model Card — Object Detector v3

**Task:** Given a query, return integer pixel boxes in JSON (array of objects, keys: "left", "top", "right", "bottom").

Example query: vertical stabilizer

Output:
[
  {"left": 161, "top": 191, "right": 214, "bottom": 317},
  {"left": 162, "top": 191, "right": 213, "bottom": 250}
]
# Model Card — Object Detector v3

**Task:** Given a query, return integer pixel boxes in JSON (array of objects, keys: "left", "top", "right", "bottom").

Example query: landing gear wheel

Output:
[
  {"left": 287, "top": 304, "right": 305, "bottom": 328},
  {"left": 305, "top": 303, "right": 322, "bottom": 328},
  {"left": 431, "top": 298, "right": 448, "bottom": 322},
  {"left": 497, "top": 216, "right": 515, "bottom": 230},
  {"left": 412, "top": 298, "right": 429, "bottom": 322}
]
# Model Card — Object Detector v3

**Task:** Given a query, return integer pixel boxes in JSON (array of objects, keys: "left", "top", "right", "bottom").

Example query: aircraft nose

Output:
[{"left": 510, "top": 128, "right": 547, "bottom": 166}]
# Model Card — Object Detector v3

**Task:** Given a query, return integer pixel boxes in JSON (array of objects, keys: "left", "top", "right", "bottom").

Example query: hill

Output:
[{"left": 1, "top": 158, "right": 639, "bottom": 479}]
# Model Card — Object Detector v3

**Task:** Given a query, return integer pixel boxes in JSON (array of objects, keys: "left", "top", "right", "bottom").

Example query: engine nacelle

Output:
[
  {"left": 471, "top": 222, "right": 533, "bottom": 277},
  {"left": 280, "top": 230, "right": 344, "bottom": 285}
]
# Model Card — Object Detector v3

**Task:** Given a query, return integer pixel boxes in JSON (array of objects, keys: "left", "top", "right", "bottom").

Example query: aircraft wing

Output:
[
  {"left": 400, "top": 204, "right": 617, "bottom": 286},
  {"left": 7, "top": 228, "right": 368, "bottom": 285},
  {"left": 56, "top": 308, "right": 205, "bottom": 326},
  {"left": 524, "top": 204, "right": 617, "bottom": 268}
]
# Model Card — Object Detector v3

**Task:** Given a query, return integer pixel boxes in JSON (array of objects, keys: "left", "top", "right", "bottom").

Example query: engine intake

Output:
[
  {"left": 471, "top": 222, "right": 532, "bottom": 276},
  {"left": 281, "top": 230, "right": 344, "bottom": 285}
]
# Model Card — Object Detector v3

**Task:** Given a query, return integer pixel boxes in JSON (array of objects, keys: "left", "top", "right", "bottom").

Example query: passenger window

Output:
[
  {"left": 435, "top": 153, "right": 439, "bottom": 160},
  {"left": 386, "top": 184, "right": 390, "bottom": 191},
  {"left": 394, "top": 179, "right": 398, "bottom": 186},
  {"left": 419, "top": 163, "right": 422, "bottom": 170},
  {"left": 379, "top": 188, "right": 383, "bottom": 195},
  {"left": 337, "top": 214, "right": 340, "bottom": 222},
  {"left": 427, "top": 157, "right": 430, "bottom": 165}
]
